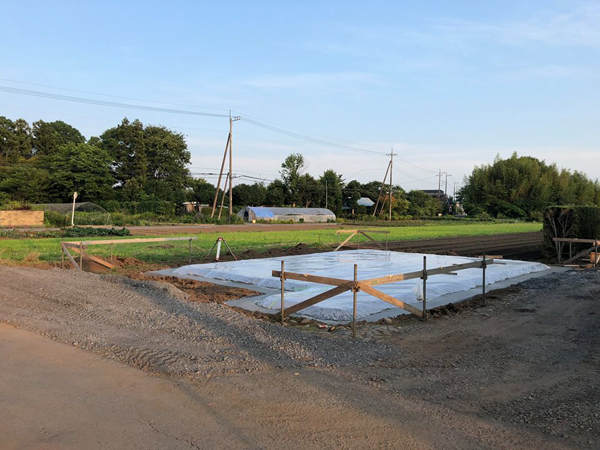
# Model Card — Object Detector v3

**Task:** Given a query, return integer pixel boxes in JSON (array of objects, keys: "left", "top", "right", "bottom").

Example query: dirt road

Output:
[{"left": 0, "top": 266, "right": 598, "bottom": 449}]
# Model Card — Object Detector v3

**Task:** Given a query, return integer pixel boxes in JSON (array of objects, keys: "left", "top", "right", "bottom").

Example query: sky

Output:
[{"left": 1, "top": 0, "right": 598, "bottom": 193}]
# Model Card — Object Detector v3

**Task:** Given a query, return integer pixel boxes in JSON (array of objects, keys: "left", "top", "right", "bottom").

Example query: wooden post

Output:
[
  {"left": 79, "top": 242, "right": 83, "bottom": 271},
  {"left": 482, "top": 253, "right": 487, "bottom": 301},
  {"left": 188, "top": 238, "right": 192, "bottom": 264},
  {"left": 280, "top": 260, "right": 285, "bottom": 324},
  {"left": 110, "top": 243, "right": 113, "bottom": 264},
  {"left": 422, "top": 256, "right": 427, "bottom": 320},
  {"left": 61, "top": 247, "right": 64, "bottom": 269},
  {"left": 569, "top": 241, "right": 572, "bottom": 261},
  {"left": 596, "top": 245, "right": 598, "bottom": 268},
  {"left": 352, "top": 264, "right": 358, "bottom": 338}
]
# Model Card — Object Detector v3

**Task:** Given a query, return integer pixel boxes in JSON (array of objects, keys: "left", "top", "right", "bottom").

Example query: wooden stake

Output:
[
  {"left": 79, "top": 242, "right": 83, "bottom": 270},
  {"left": 280, "top": 260, "right": 285, "bottom": 324},
  {"left": 422, "top": 256, "right": 427, "bottom": 320},
  {"left": 352, "top": 264, "right": 358, "bottom": 339},
  {"left": 188, "top": 238, "right": 192, "bottom": 264},
  {"left": 482, "top": 253, "right": 487, "bottom": 300}
]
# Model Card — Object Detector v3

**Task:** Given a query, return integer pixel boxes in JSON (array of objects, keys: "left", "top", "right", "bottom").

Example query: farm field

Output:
[{"left": 0, "top": 222, "right": 541, "bottom": 265}]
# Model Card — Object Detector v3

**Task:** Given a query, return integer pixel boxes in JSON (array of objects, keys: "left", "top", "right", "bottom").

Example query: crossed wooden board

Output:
[{"left": 272, "top": 258, "right": 494, "bottom": 319}]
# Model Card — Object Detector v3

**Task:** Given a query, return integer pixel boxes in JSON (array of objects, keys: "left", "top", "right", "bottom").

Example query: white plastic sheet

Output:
[{"left": 173, "top": 250, "right": 548, "bottom": 321}]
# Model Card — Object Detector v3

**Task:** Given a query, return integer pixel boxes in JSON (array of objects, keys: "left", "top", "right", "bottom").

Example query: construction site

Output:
[{"left": 1, "top": 224, "right": 599, "bottom": 450}]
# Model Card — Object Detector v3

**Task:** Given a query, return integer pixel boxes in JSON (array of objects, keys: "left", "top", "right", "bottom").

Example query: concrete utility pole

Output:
[
  {"left": 445, "top": 173, "right": 451, "bottom": 203},
  {"left": 325, "top": 180, "right": 328, "bottom": 210},
  {"left": 389, "top": 149, "right": 394, "bottom": 222},
  {"left": 438, "top": 170, "right": 442, "bottom": 200}
]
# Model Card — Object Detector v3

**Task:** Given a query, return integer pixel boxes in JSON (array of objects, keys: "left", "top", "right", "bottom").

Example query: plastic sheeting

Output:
[{"left": 172, "top": 250, "right": 549, "bottom": 321}]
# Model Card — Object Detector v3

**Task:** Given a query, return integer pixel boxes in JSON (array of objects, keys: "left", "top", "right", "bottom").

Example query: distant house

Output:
[
  {"left": 420, "top": 190, "right": 448, "bottom": 203},
  {"left": 237, "top": 206, "right": 336, "bottom": 223}
]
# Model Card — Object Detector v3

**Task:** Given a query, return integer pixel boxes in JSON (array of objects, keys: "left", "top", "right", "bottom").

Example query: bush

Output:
[
  {"left": 543, "top": 206, "right": 600, "bottom": 260},
  {"left": 44, "top": 210, "right": 70, "bottom": 227},
  {"left": 62, "top": 227, "right": 131, "bottom": 237}
]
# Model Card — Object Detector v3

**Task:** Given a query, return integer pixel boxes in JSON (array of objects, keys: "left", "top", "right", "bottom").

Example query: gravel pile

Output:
[{"left": 0, "top": 267, "right": 393, "bottom": 377}]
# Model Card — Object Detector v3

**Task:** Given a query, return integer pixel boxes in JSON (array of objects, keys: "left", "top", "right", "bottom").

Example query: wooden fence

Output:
[
  {"left": 552, "top": 237, "right": 600, "bottom": 266},
  {"left": 274, "top": 256, "right": 495, "bottom": 337},
  {"left": 61, "top": 236, "right": 198, "bottom": 271}
]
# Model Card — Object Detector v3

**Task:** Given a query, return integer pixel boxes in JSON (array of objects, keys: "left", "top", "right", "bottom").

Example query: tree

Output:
[
  {"left": 187, "top": 178, "right": 218, "bottom": 205},
  {"left": 143, "top": 125, "right": 191, "bottom": 200},
  {"left": 0, "top": 163, "right": 50, "bottom": 203},
  {"left": 265, "top": 179, "right": 286, "bottom": 206},
  {"left": 407, "top": 190, "right": 441, "bottom": 218},
  {"left": 32, "top": 120, "right": 85, "bottom": 156},
  {"left": 461, "top": 153, "right": 600, "bottom": 218},
  {"left": 232, "top": 182, "right": 267, "bottom": 206},
  {"left": 280, "top": 153, "right": 306, "bottom": 206},
  {"left": 297, "top": 174, "right": 322, "bottom": 207},
  {"left": 99, "top": 118, "right": 147, "bottom": 199},
  {"left": 0, "top": 117, "right": 32, "bottom": 164},
  {"left": 319, "top": 170, "right": 343, "bottom": 211},
  {"left": 48, "top": 143, "right": 115, "bottom": 202}
]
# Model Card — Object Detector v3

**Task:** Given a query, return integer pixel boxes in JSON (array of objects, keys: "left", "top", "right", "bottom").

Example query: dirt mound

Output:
[{"left": 130, "top": 274, "right": 260, "bottom": 303}]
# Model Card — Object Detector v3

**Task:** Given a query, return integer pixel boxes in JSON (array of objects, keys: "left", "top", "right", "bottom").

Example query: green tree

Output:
[
  {"left": 319, "top": 170, "right": 343, "bottom": 211},
  {"left": 0, "top": 163, "right": 50, "bottom": 203},
  {"left": 280, "top": 153, "right": 305, "bottom": 206},
  {"left": 48, "top": 143, "right": 114, "bottom": 202},
  {"left": 407, "top": 190, "right": 442, "bottom": 218},
  {"left": 233, "top": 182, "right": 267, "bottom": 206},
  {"left": 265, "top": 179, "right": 286, "bottom": 206},
  {"left": 32, "top": 120, "right": 85, "bottom": 156},
  {"left": 187, "top": 178, "right": 218, "bottom": 205},
  {"left": 99, "top": 118, "right": 147, "bottom": 199},
  {"left": 143, "top": 125, "right": 191, "bottom": 200}
]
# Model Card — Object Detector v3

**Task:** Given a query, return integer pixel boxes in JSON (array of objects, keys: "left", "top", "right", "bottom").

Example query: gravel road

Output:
[{"left": 0, "top": 265, "right": 598, "bottom": 449}]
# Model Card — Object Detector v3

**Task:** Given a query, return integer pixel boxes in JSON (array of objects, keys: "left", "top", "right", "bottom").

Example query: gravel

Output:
[{"left": 0, "top": 267, "right": 392, "bottom": 377}]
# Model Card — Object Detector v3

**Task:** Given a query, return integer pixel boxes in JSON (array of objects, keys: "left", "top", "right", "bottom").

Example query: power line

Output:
[
  {"left": 240, "top": 117, "right": 387, "bottom": 156},
  {"left": 0, "top": 85, "right": 230, "bottom": 118},
  {"left": 0, "top": 78, "right": 230, "bottom": 112}
]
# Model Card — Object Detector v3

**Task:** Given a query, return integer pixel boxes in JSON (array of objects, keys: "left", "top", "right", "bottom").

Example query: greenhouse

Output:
[{"left": 237, "top": 206, "right": 336, "bottom": 223}]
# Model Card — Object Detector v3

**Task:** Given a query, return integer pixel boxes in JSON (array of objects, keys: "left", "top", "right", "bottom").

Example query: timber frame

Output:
[
  {"left": 61, "top": 237, "right": 198, "bottom": 271},
  {"left": 334, "top": 229, "right": 390, "bottom": 251},
  {"left": 273, "top": 256, "right": 495, "bottom": 338},
  {"left": 552, "top": 237, "right": 600, "bottom": 266}
]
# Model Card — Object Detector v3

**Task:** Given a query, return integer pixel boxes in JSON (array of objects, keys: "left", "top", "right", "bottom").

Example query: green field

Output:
[{"left": 0, "top": 222, "right": 542, "bottom": 265}]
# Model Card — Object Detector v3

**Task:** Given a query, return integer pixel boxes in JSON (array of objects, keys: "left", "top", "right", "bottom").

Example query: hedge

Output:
[{"left": 543, "top": 206, "right": 600, "bottom": 260}]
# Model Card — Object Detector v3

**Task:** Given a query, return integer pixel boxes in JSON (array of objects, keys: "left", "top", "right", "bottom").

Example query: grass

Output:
[{"left": 0, "top": 222, "right": 542, "bottom": 265}]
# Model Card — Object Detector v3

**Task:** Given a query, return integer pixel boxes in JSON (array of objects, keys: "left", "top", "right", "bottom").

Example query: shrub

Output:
[
  {"left": 543, "top": 206, "right": 600, "bottom": 260},
  {"left": 44, "top": 211, "right": 70, "bottom": 227}
]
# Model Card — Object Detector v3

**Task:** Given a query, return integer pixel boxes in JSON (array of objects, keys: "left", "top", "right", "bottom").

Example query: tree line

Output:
[
  {"left": 459, "top": 153, "right": 600, "bottom": 219},
  {"left": 3, "top": 115, "right": 596, "bottom": 220},
  {"left": 0, "top": 116, "right": 442, "bottom": 218}
]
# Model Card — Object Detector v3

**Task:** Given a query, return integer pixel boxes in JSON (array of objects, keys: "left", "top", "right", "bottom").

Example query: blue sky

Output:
[{"left": 1, "top": 0, "right": 598, "bottom": 191}]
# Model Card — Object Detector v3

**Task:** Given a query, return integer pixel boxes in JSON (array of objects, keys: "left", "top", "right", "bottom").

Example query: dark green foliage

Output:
[
  {"left": 232, "top": 182, "right": 267, "bottom": 206},
  {"left": 62, "top": 226, "right": 131, "bottom": 237},
  {"left": 461, "top": 153, "right": 600, "bottom": 218},
  {"left": 48, "top": 142, "right": 115, "bottom": 202},
  {"left": 543, "top": 206, "right": 600, "bottom": 259}
]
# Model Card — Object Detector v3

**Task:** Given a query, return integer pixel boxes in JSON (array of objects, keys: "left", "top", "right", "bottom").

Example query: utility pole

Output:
[
  {"left": 389, "top": 149, "right": 394, "bottom": 222},
  {"left": 437, "top": 170, "right": 442, "bottom": 200},
  {"left": 373, "top": 160, "right": 391, "bottom": 217},
  {"left": 445, "top": 173, "right": 451, "bottom": 204},
  {"left": 325, "top": 180, "right": 328, "bottom": 210},
  {"left": 212, "top": 112, "right": 240, "bottom": 221}
]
